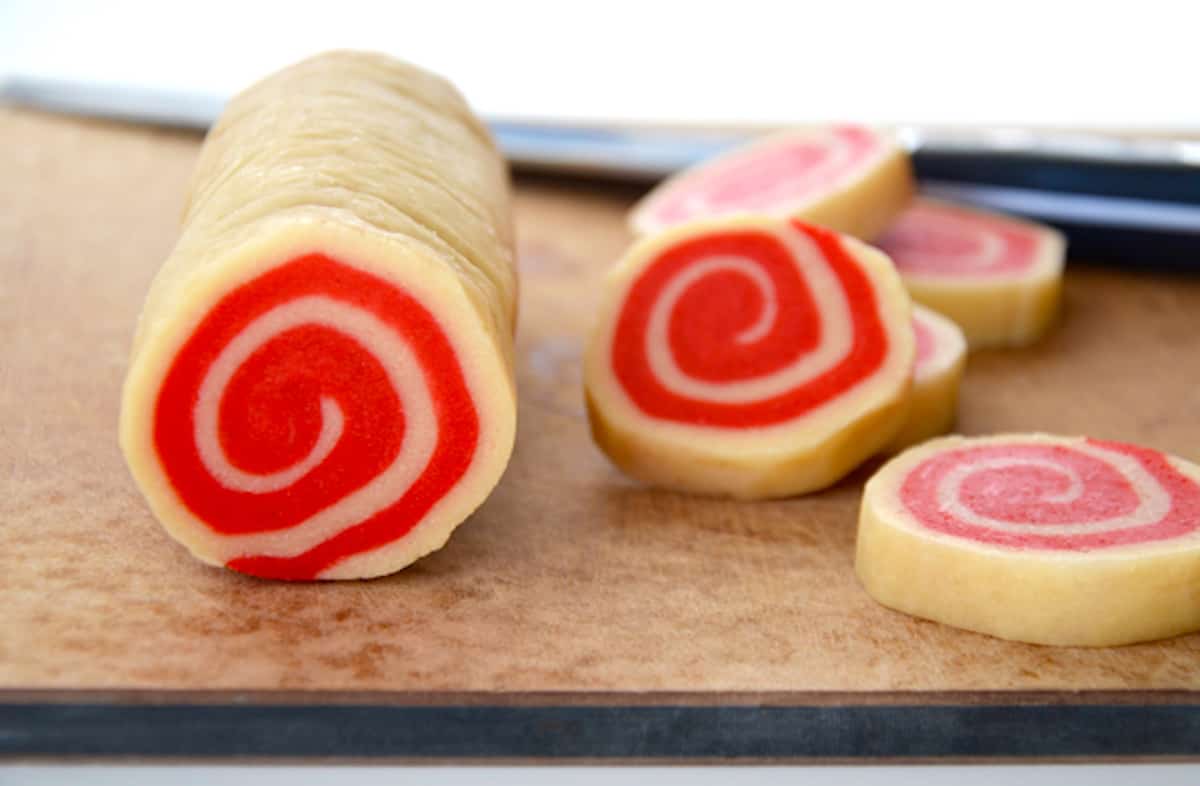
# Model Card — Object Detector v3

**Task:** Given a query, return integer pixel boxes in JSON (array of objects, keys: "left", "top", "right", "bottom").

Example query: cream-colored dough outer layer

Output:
[
  {"left": 119, "top": 51, "right": 517, "bottom": 579},
  {"left": 885, "top": 305, "right": 966, "bottom": 453},
  {"left": 881, "top": 199, "right": 1065, "bottom": 349},
  {"left": 857, "top": 434, "right": 1200, "bottom": 646},
  {"left": 629, "top": 127, "right": 915, "bottom": 241},
  {"left": 585, "top": 215, "right": 914, "bottom": 500}
]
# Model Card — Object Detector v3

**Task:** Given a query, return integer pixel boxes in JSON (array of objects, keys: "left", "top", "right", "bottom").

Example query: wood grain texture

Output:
[{"left": 2, "top": 108, "right": 1199, "bottom": 695}]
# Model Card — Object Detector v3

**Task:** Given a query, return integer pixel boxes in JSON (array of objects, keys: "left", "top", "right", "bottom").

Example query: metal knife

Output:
[{"left": 5, "top": 75, "right": 1199, "bottom": 267}]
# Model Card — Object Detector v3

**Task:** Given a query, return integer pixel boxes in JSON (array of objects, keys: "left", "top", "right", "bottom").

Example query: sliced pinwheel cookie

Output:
[
  {"left": 585, "top": 215, "right": 914, "bottom": 499},
  {"left": 630, "top": 126, "right": 914, "bottom": 241},
  {"left": 857, "top": 434, "right": 1200, "bottom": 645},
  {"left": 876, "top": 199, "right": 1065, "bottom": 348},
  {"left": 885, "top": 305, "right": 967, "bottom": 453}
]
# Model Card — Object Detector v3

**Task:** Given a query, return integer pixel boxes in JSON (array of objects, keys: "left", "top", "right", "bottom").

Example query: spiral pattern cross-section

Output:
[
  {"left": 898, "top": 438, "right": 1200, "bottom": 550},
  {"left": 153, "top": 254, "right": 479, "bottom": 580}
]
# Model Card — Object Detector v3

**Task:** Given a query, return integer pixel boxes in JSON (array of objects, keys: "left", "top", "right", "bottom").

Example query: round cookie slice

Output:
[
  {"left": 875, "top": 198, "right": 1065, "bottom": 348},
  {"left": 885, "top": 305, "right": 967, "bottom": 453},
  {"left": 629, "top": 125, "right": 914, "bottom": 241},
  {"left": 857, "top": 434, "right": 1200, "bottom": 646},
  {"left": 585, "top": 215, "right": 914, "bottom": 500}
]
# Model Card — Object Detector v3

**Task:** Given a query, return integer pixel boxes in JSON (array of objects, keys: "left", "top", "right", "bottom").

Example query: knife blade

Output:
[{"left": 5, "top": 75, "right": 1199, "bottom": 267}]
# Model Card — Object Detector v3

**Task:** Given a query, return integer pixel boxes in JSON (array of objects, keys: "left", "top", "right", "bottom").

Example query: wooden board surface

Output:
[{"left": 3, "top": 108, "right": 1200, "bottom": 707}]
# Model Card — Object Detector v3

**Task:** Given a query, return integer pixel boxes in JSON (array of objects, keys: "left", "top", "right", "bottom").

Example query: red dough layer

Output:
[
  {"left": 611, "top": 222, "right": 889, "bottom": 427},
  {"left": 898, "top": 439, "right": 1200, "bottom": 550},
  {"left": 154, "top": 254, "right": 479, "bottom": 580},
  {"left": 878, "top": 202, "right": 1040, "bottom": 277},
  {"left": 650, "top": 126, "right": 879, "bottom": 225}
]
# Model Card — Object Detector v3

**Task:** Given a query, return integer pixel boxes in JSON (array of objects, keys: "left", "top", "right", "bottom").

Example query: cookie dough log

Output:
[
  {"left": 857, "top": 434, "right": 1200, "bottom": 646},
  {"left": 585, "top": 216, "right": 914, "bottom": 499},
  {"left": 629, "top": 126, "right": 915, "bottom": 241},
  {"left": 885, "top": 305, "right": 966, "bottom": 453},
  {"left": 875, "top": 198, "right": 1065, "bottom": 349},
  {"left": 119, "top": 52, "right": 517, "bottom": 580}
]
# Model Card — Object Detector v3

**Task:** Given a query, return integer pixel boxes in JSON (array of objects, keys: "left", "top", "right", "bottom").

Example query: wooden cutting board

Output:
[{"left": 1, "top": 108, "right": 1198, "bottom": 761}]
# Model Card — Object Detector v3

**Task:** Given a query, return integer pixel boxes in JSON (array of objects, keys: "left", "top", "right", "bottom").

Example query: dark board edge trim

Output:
[
  {"left": 0, "top": 688, "right": 1197, "bottom": 707},
  {"left": 5, "top": 755, "right": 1200, "bottom": 767},
  {"left": 1, "top": 693, "right": 1198, "bottom": 761}
]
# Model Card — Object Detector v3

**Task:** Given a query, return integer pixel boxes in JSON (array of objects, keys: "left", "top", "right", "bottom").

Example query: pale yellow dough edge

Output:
[
  {"left": 856, "top": 434, "right": 1200, "bottom": 646},
  {"left": 899, "top": 202, "right": 1066, "bottom": 349},
  {"left": 584, "top": 216, "right": 915, "bottom": 500},
  {"left": 628, "top": 129, "right": 916, "bottom": 242},
  {"left": 884, "top": 305, "right": 966, "bottom": 453}
]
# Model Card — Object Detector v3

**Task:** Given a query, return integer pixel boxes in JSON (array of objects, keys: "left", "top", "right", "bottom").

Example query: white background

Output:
[{"left": 2, "top": 0, "right": 1199, "bottom": 129}]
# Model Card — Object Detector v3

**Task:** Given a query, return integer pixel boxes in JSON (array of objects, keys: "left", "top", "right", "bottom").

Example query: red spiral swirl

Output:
[
  {"left": 154, "top": 254, "right": 478, "bottom": 580},
  {"left": 611, "top": 221, "right": 891, "bottom": 427},
  {"left": 899, "top": 438, "right": 1200, "bottom": 551}
]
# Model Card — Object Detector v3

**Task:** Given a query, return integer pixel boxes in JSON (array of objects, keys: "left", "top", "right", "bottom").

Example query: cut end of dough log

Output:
[
  {"left": 629, "top": 125, "right": 915, "bottom": 241},
  {"left": 884, "top": 304, "right": 966, "bottom": 453},
  {"left": 585, "top": 215, "right": 915, "bottom": 499},
  {"left": 876, "top": 198, "right": 1065, "bottom": 349},
  {"left": 857, "top": 433, "right": 1200, "bottom": 645},
  {"left": 122, "top": 236, "right": 516, "bottom": 581}
]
